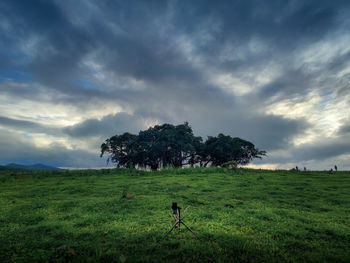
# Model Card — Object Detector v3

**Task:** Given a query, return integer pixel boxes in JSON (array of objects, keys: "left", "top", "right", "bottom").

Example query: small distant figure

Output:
[
  {"left": 304, "top": 167, "right": 306, "bottom": 171},
  {"left": 330, "top": 168, "right": 333, "bottom": 172},
  {"left": 334, "top": 165, "right": 337, "bottom": 171},
  {"left": 296, "top": 166, "right": 299, "bottom": 171}
]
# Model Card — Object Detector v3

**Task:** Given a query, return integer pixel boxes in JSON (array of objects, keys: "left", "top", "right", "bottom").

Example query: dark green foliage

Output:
[
  {"left": 203, "top": 134, "right": 266, "bottom": 166},
  {"left": 138, "top": 122, "right": 202, "bottom": 169},
  {"left": 101, "top": 122, "right": 202, "bottom": 170},
  {"left": 100, "top": 132, "right": 138, "bottom": 168},
  {"left": 101, "top": 122, "right": 265, "bottom": 169},
  {"left": 1, "top": 169, "right": 350, "bottom": 262}
]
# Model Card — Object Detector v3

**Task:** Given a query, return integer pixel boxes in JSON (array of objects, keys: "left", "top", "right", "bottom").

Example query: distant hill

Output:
[{"left": 0, "top": 163, "right": 62, "bottom": 171}]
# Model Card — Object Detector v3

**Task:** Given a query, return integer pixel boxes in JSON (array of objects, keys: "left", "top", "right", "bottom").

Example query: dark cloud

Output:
[
  {"left": 1, "top": 0, "right": 65, "bottom": 32},
  {"left": 1, "top": 0, "right": 349, "bottom": 104},
  {"left": 63, "top": 112, "right": 145, "bottom": 138},
  {"left": 0, "top": 131, "right": 104, "bottom": 168},
  {"left": 328, "top": 50, "right": 350, "bottom": 73},
  {"left": 293, "top": 138, "right": 350, "bottom": 162},
  {"left": 258, "top": 69, "right": 314, "bottom": 100},
  {"left": 188, "top": 111, "right": 309, "bottom": 151},
  {"left": 0, "top": 116, "right": 60, "bottom": 136},
  {"left": 338, "top": 123, "right": 350, "bottom": 135},
  {"left": 254, "top": 133, "right": 350, "bottom": 166}
]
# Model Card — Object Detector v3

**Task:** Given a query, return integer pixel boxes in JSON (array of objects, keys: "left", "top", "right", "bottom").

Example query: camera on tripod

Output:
[{"left": 157, "top": 201, "right": 201, "bottom": 243}]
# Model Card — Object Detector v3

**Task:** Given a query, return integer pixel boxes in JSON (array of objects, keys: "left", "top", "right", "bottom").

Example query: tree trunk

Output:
[{"left": 150, "top": 163, "right": 158, "bottom": 171}]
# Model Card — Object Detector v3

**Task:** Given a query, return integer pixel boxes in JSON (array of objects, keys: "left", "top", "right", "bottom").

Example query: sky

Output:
[{"left": 1, "top": 0, "right": 350, "bottom": 170}]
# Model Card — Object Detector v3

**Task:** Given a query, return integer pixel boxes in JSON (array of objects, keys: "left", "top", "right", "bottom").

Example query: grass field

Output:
[{"left": 0, "top": 168, "right": 349, "bottom": 262}]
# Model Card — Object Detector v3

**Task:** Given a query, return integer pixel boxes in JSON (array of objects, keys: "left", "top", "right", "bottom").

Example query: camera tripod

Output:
[{"left": 157, "top": 205, "right": 201, "bottom": 243}]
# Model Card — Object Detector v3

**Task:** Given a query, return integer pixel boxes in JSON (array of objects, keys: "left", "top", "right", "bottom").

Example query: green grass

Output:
[{"left": 0, "top": 168, "right": 349, "bottom": 262}]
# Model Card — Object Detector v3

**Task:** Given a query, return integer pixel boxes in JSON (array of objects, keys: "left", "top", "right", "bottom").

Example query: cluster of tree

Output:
[{"left": 100, "top": 122, "right": 266, "bottom": 170}]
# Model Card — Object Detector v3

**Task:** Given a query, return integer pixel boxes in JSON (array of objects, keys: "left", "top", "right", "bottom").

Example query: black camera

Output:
[{"left": 172, "top": 202, "right": 178, "bottom": 215}]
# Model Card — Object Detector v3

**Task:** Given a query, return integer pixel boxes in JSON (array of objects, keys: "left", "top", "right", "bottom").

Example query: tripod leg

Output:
[
  {"left": 157, "top": 221, "right": 179, "bottom": 243},
  {"left": 180, "top": 221, "right": 202, "bottom": 241}
]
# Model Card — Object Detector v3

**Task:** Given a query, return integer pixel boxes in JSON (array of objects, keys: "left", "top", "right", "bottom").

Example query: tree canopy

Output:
[{"left": 100, "top": 122, "right": 266, "bottom": 170}]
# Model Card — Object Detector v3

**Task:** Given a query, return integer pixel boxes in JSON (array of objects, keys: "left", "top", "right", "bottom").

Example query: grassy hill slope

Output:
[{"left": 0, "top": 168, "right": 349, "bottom": 262}]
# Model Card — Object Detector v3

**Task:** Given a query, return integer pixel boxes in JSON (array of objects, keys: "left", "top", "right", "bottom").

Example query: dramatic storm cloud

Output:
[{"left": 1, "top": 0, "right": 350, "bottom": 169}]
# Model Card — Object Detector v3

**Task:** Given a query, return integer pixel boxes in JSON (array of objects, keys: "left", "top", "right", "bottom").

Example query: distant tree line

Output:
[{"left": 100, "top": 122, "right": 266, "bottom": 170}]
